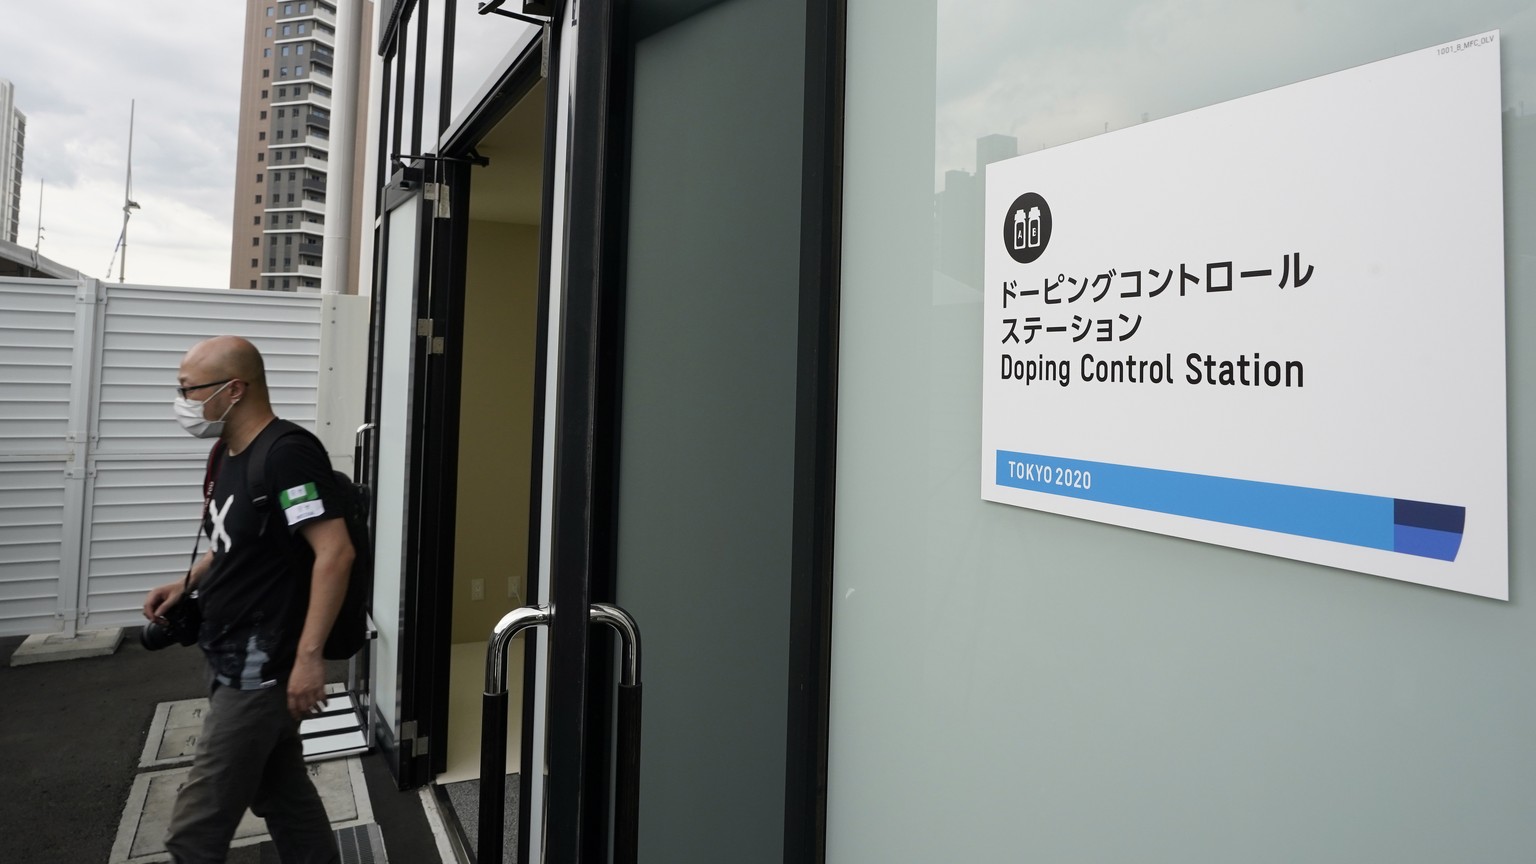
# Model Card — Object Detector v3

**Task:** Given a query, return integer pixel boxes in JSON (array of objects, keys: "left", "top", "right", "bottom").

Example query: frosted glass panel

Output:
[
  {"left": 372, "top": 195, "right": 420, "bottom": 733},
  {"left": 828, "top": 2, "right": 1536, "bottom": 862},
  {"left": 614, "top": 2, "right": 803, "bottom": 861}
]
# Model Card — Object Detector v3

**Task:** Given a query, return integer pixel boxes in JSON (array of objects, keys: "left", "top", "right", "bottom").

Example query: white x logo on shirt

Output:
[{"left": 209, "top": 496, "right": 234, "bottom": 553}]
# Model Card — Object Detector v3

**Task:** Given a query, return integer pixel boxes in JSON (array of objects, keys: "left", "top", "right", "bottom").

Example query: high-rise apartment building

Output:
[
  {"left": 228, "top": 0, "right": 372, "bottom": 293},
  {"left": 0, "top": 79, "right": 26, "bottom": 245}
]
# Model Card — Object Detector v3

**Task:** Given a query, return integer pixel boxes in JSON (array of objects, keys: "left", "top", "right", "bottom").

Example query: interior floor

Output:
[{"left": 439, "top": 639, "right": 523, "bottom": 784}]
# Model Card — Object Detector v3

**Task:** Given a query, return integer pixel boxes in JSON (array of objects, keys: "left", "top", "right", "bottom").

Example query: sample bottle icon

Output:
[{"left": 1002, "top": 192, "right": 1050, "bottom": 264}]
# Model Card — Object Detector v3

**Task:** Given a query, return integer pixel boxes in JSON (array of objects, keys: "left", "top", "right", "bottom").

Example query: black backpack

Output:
[{"left": 219, "top": 418, "right": 373, "bottom": 661}]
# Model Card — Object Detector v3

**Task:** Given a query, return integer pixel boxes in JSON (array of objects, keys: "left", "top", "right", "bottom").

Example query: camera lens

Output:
[
  {"left": 140, "top": 620, "right": 184, "bottom": 651},
  {"left": 140, "top": 595, "right": 200, "bottom": 651},
  {"left": 141, "top": 620, "right": 172, "bottom": 650}
]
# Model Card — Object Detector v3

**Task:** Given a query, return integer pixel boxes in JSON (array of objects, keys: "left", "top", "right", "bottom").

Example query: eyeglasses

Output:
[{"left": 176, "top": 379, "right": 234, "bottom": 400}]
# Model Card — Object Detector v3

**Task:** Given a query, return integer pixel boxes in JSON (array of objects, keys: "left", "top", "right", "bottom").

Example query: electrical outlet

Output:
[{"left": 471, "top": 578, "right": 484, "bottom": 601}]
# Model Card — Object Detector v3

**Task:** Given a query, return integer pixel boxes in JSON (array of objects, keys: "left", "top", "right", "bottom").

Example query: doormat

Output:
[
  {"left": 332, "top": 823, "right": 389, "bottom": 864},
  {"left": 140, "top": 683, "right": 367, "bottom": 768},
  {"left": 440, "top": 774, "right": 520, "bottom": 863}
]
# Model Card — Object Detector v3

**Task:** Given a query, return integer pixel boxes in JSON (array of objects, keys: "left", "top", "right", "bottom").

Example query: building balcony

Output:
[
  {"left": 277, "top": 3, "right": 334, "bottom": 24},
  {"left": 302, "top": 178, "right": 327, "bottom": 194},
  {"left": 307, "top": 113, "right": 330, "bottom": 132},
  {"left": 308, "top": 67, "right": 333, "bottom": 89},
  {"left": 298, "top": 242, "right": 323, "bottom": 256},
  {"left": 303, "top": 156, "right": 329, "bottom": 173},
  {"left": 295, "top": 263, "right": 323, "bottom": 280},
  {"left": 299, "top": 198, "right": 326, "bottom": 215}
]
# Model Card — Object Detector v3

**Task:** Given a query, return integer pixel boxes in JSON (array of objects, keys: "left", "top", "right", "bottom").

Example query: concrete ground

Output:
[{"left": 0, "top": 629, "right": 442, "bottom": 863}]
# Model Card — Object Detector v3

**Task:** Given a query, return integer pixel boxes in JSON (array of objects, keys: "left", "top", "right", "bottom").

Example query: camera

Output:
[{"left": 141, "top": 592, "right": 202, "bottom": 651}]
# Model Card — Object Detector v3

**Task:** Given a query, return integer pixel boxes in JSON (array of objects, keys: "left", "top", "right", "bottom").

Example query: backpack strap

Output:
[{"left": 246, "top": 418, "right": 308, "bottom": 537}]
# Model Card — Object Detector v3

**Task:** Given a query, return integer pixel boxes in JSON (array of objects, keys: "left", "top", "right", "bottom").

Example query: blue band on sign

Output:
[{"left": 994, "top": 451, "right": 1464, "bottom": 561}]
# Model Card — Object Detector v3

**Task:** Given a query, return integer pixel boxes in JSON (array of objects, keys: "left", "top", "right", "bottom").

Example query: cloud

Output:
[{"left": 1, "top": 1, "right": 243, "bottom": 287}]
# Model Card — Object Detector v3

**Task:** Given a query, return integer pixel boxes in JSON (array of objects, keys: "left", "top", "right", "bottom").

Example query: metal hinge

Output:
[
  {"left": 400, "top": 722, "right": 430, "bottom": 758},
  {"left": 418, "top": 319, "right": 446, "bottom": 354},
  {"left": 423, "top": 182, "right": 451, "bottom": 218}
]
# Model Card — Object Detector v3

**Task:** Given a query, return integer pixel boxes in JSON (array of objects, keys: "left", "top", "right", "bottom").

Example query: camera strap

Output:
[{"left": 186, "top": 440, "right": 227, "bottom": 584}]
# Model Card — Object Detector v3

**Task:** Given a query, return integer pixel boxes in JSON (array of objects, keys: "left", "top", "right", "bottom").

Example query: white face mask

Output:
[{"left": 172, "top": 380, "right": 237, "bottom": 439}]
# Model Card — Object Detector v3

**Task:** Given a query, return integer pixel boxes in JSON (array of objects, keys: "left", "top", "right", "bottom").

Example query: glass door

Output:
[{"left": 369, "top": 170, "right": 440, "bottom": 787}]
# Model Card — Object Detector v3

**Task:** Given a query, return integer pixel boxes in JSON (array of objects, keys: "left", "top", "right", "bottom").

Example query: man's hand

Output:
[
  {"left": 142, "top": 581, "right": 186, "bottom": 622},
  {"left": 287, "top": 654, "right": 328, "bottom": 720}
]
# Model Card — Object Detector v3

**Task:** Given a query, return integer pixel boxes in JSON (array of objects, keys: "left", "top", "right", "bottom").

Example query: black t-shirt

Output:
[{"left": 197, "top": 423, "right": 344, "bottom": 689}]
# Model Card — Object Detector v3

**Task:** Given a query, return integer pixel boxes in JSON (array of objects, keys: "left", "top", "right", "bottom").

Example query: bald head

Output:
[
  {"left": 176, "top": 336, "right": 277, "bottom": 451},
  {"left": 180, "top": 336, "right": 270, "bottom": 406},
  {"left": 185, "top": 336, "right": 265, "bottom": 385}
]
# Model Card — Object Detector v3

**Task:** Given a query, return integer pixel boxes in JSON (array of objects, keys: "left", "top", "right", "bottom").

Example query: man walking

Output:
[{"left": 143, "top": 335, "right": 353, "bottom": 863}]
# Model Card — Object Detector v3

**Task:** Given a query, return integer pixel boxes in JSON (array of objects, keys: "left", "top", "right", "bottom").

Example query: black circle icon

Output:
[{"left": 1002, "top": 193, "right": 1052, "bottom": 265}]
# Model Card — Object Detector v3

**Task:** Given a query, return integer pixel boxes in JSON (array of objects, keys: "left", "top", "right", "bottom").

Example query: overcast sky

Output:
[{"left": 1, "top": 3, "right": 245, "bottom": 288}]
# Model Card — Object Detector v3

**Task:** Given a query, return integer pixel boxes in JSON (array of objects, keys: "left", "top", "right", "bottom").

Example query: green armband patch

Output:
[{"left": 280, "top": 482, "right": 326, "bottom": 525}]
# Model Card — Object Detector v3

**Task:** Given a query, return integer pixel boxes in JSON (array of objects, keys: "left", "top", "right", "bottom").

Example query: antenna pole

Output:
[
  {"left": 33, "top": 178, "right": 43, "bottom": 258},
  {"left": 118, "top": 100, "right": 137, "bottom": 283}
]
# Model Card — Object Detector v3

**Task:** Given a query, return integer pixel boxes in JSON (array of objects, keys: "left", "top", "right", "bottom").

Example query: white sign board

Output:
[{"left": 982, "top": 32, "right": 1508, "bottom": 599}]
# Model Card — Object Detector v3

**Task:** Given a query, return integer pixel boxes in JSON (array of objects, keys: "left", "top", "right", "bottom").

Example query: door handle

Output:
[
  {"left": 478, "top": 602, "right": 643, "bottom": 864},
  {"left": 590, "top": 603, "right": 643, "bottom": 864},
  {"left": 481, "top": 605, "right": 552, "bottom": 864},
  {"left": 353, "top": 422, "right": 376, "bottom": 475}
]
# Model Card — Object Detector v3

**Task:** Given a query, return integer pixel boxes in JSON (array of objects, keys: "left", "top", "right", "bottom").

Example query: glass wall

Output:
[{"left": 828, "top": 1, "right": 1536, "bottom": 861}]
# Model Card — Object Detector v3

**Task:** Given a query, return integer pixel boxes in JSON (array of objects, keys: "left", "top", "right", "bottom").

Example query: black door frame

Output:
[
  {"left": 421, "top": 15, "right": 572, "bottom": 858},
  {"left": 784, "top": 2, "right": 846, "bottom": 860},
  {"left": 540, "top": 0, "right": 633, "bottom": 860},
  {"left": 437, "top": 30, "right": 563, "bottom": 864}
]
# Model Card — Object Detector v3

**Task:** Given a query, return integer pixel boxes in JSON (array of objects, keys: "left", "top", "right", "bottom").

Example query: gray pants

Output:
[{"left": 165, "top": 682, "right": 339, "bottom": 864}]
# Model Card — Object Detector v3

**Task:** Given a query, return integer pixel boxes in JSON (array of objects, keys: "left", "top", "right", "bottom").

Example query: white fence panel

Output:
[
  {"left": 94, "top": 284, "right": 323, "bottom": 457},
  {"left": 0, "top": 279, "right": 79, "bottom": 636},
  {"left": 81, "top": 457, "right": 206, "bottom": 630},
  {"left": 0, "top": 462, "right": 68, "bottom": 635},
  {"left": 0, "top": 279, "right": 75, "bottom": 456}
]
